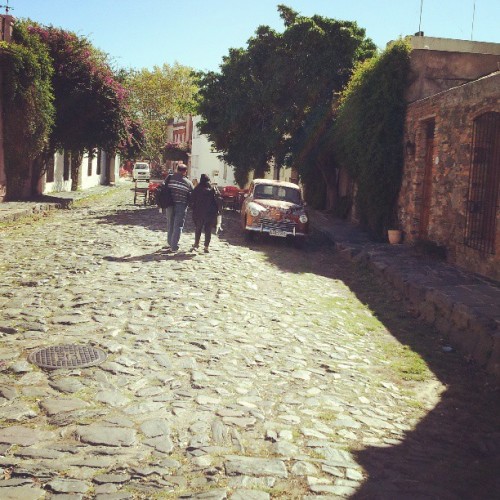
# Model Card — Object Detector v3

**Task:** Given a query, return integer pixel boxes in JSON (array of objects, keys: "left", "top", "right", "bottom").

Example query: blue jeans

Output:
[
  {"left": 164, "top": 206, "right": 174, "bottom": 244},
  {"left": 168, "top": 203, "right": 187, "bottom": 250}
]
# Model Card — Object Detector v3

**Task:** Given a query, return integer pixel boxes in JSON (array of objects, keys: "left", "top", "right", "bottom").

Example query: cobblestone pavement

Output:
[{"left": 0, "top": 183, "right": 499, "bottom": 499}]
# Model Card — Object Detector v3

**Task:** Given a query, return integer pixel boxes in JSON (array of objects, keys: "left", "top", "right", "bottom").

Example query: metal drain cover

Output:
[{"left": 29, "top": 344, "right": 107, "bottom": 369}]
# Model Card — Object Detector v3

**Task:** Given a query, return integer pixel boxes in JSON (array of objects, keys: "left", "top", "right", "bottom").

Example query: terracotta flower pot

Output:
[{"left": 388, "top": 229, "right": 402, "bottom": 244}]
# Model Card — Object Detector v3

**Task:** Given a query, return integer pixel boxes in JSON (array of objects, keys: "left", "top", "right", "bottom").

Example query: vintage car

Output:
[{"left": 241, "top": 179, "right": 309, "bottom": 242}]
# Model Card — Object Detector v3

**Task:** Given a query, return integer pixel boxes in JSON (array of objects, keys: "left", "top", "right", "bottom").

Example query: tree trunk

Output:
[
  {"left": 0, "top": 67, "right": 6, "bottom": 202},
  {"left": 253, "top": 164, "right": 267, "bottom": 179},
  {"left": 317, "top": 162, "right": 338, "bottom": 211},
  {"left": 70, "top": 150, "right": 83, "bottom": 191},
  {"left": 30, "top": 155, "right": 47, "bottom": 197},
  {"left": 325, "top": 183, "right": 337, "bottom": 211}
]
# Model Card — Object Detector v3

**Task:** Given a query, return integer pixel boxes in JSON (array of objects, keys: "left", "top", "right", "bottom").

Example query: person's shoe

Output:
[
  {"left": 204, "top": 246, "right": 209, "bottom": 253},
  {"left": 190, "top": 245, "right": 199, "bottom": 252}
]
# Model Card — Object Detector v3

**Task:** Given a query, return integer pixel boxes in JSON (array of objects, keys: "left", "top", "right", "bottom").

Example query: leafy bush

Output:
[{"left": 333, "top": 40, "right": 411, "bottom": 239}]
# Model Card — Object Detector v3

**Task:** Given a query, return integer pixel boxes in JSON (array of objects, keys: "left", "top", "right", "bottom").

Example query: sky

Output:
[{"left": 9, "top": 0, "right": 500, "bottom": 72}]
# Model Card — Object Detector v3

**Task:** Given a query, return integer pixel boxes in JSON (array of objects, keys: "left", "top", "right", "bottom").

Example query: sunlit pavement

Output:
[{"left": 0, "top": 183, "right": 498, "bottom": 499}]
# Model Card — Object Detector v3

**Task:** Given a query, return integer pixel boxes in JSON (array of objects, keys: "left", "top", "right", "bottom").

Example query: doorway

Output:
[{"left": 419, "top": 119, "right": 435, "bottom": 239}]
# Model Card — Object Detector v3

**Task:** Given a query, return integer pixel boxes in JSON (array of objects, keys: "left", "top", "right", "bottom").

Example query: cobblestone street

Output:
[{"left": 0, "top": 183, "right": 499, "bottom": 499}]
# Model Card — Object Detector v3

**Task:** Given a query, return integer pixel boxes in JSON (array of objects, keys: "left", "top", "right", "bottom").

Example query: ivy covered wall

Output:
[
  {"left": 333, "top": 40, "right": 411, "bottom": 239},
  {"left": 0, "top": 22, "right": 54, "bottom": 199}
]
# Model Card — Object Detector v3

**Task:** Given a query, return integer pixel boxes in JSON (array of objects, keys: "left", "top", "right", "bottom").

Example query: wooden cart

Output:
[{"left": 133, "top": 180, "right": 150, "bottom": 205}]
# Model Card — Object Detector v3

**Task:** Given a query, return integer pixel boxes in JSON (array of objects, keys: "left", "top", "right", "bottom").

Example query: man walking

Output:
[{"left": 166, "top": 163, "right": 193, "bottom": 252}]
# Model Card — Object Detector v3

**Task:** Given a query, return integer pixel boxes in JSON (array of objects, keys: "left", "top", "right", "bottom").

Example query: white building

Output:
[
  {"left": 40, "top": 150, "right": 120, "bottom": 194},
  {"left": 190, "top": 116, "right": 237, "bottom": 187},
  {"left": 189, "top": 115, "right": 298, "bottom": 188}
]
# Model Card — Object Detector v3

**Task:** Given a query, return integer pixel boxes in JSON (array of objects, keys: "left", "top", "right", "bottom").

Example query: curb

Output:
[
  {"left": 310, "top": 212, "right": 500, "bottom": 385},
  {"left": 0, "top": 201, "right": 64, "bottom": 224},
  {"left": 0, "top": 184, "right": 120, "bottom": 224}
]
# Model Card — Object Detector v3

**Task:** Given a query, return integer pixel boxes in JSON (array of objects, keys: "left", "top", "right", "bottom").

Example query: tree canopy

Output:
[
  {"left": 124, "top": 64, "right": 199, "bottom": 164},
  {"left": 26, "top": 23, "right": 140, "bottom": 157},
  {"left": 2, "top": 19, "right": 144, "bottom": 195},
  {"left": 197, "top": 5, "right": 376, "bottom": 188}
]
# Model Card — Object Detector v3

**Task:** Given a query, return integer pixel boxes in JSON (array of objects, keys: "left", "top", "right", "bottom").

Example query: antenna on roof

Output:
[
  {"left": 418, "top": 0, "right": 424, "bottom": 33},
  {"left": 0, "top": 0, "right": 13, "bottom": 14},
  {"left": 471, "top": 0, "right": 476, "bottom": 40}
]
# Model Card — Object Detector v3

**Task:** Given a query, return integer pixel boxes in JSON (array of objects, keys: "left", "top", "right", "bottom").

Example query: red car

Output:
[{"left": 240, "top": 179, "right": 309, "bottom": 243}]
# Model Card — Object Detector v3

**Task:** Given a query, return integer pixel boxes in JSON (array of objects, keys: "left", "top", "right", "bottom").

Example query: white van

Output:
[{"left": 132, "top": 162, "right": 150, "bottom": 181}]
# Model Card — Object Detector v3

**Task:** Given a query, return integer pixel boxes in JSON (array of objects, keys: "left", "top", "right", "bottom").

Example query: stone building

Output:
[{"left": 398, "top": 36, "right": 500, "bottom": 280}]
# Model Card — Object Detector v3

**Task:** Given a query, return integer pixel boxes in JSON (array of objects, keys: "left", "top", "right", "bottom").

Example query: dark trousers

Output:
[{"left": 194, "top": 220, "right": 213, "bottom": 248}]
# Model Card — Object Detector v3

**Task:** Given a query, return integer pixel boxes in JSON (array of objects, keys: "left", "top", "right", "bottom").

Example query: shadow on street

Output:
[{"left": 93, "top": 204, "right": 500, "bottom": 498}]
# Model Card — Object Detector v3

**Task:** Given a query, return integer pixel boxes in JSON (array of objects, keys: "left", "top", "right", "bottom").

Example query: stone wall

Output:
[
  {"left": 406, "top": 36, "right": 500, "bottom": 103},
  {"left": 399, "top": 72, "right": 500, "bottom": 280}
]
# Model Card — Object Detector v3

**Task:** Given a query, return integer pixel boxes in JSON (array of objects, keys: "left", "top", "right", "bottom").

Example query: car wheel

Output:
[
  {"left": 245, "top": 230, "right": 254, "bottom": 241},
  {"left": 293, "top": 236, "right": 306, "bottom": 249}
]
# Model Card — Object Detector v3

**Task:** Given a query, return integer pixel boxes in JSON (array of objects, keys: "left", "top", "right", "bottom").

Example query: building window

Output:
[
  {"left": 63, "top": 150, "right": 70, "bottom": 181},
  {"left": 87, "top": 150, "right": 94, "bottom": 176},
  {"left": 96, "top": 150, "right": 102, "bottom": 175},
  {"left": 464, "top": 112, "right": 499, "bottom": 254},
  {"left": 46, "top": 155, "right": 55, "bottom": 183}
]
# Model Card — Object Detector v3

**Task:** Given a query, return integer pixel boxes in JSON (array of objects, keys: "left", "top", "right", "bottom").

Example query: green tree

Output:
[
  {"left": 125, "top": 64, "right": 199, "bottom": 165},
  {"left": 197, "top": 5, "right": 376, "bottom": 189},
  {"left": 198, "top": 27, "right": 284, "bottom": 187}
]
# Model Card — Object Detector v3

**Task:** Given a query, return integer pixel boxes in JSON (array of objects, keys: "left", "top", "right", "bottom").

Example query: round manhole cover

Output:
[{"left": 29, "top": 344, "right": 107, "bottom": 369}]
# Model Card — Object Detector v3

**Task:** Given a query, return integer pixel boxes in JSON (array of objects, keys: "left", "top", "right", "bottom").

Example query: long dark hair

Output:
[{"left": 199, "top": 174, "right": 211, "bottom": 188}]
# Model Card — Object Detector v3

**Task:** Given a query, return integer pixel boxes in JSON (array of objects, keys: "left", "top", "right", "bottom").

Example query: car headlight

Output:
[
  {"left": 299, "top": 214, "right": 308, "bottom": 223},
  {"left": 250, "top": 206, "right": 260, "bottom": 217}
]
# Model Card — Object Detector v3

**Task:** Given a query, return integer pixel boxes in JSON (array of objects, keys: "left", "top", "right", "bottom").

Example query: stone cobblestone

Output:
[
  {"left": 0, "top": 183, "right": 498, "bottom": 499},
  {"left": 308, "top": 211, "right": 500, "bottom": 381}
]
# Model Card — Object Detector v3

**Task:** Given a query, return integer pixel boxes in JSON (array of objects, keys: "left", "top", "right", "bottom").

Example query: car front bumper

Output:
[{"left": 245, "top": 223, "right": 308, "bottom": 237}]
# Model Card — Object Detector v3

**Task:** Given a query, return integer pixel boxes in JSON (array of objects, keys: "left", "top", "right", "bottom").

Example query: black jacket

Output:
[{"left": 191, "top": 184, "right": 222, "bottom": 226}]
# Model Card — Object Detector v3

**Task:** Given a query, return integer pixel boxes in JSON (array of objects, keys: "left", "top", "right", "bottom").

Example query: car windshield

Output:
[{"left": 254, "top": 184, "right": 302, "bottom": 204}]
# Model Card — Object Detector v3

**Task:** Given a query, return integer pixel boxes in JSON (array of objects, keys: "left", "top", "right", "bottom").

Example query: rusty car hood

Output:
[{"left": 253, "top": 199, "right": 304, "bottom": 212}]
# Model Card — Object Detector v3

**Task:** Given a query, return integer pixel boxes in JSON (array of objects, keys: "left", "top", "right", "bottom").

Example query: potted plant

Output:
[
  {"left": 387, "top": 209, "right": 403, "bottom": 244},
  {"left": 388, "top": 228, "right": 403, "bottom": 244}
]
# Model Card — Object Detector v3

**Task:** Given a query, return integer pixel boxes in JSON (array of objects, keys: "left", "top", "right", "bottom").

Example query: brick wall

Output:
[{"left": 399, "top": 72, "right": 499, "bottom": 280}]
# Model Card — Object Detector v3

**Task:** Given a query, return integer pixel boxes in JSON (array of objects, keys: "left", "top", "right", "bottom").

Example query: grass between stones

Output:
[
  {"left": 0, "top": 212, "right": 52, "bottom": 231},
  {"left": 334, "top": 262, "right": 439, "bottom": 383}
]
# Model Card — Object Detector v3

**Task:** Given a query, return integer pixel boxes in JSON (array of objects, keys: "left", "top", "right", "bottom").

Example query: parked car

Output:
[
  {"left": 132, "top": 162, "right": 150, "bottom": 181},
  {"left": 219, "top": 185, "right": 248, "bottom": 211},
  {"left": 241, "top": 179, "right": 309, "bottom": 243}
]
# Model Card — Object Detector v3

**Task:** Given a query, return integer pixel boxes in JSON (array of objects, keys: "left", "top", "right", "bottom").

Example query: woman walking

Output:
[{"left": 190, "top": 174, "right": 222, "bottom": 253}]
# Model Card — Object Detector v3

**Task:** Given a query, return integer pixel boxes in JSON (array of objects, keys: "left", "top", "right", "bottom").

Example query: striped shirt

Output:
[{"left": 167, "top": 173, "right": 193, "bottom": 204}]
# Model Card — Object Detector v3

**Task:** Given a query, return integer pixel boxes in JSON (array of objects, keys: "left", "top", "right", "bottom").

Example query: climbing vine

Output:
[
  {"left": 333, "top": 39, "right": 411, "bottom": 239},
  {"left": 1, "top": 19, "right": 144, "bottom": 198},
  {"left": 1, "top": 21, "right": 54, "bottom": 198}
]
